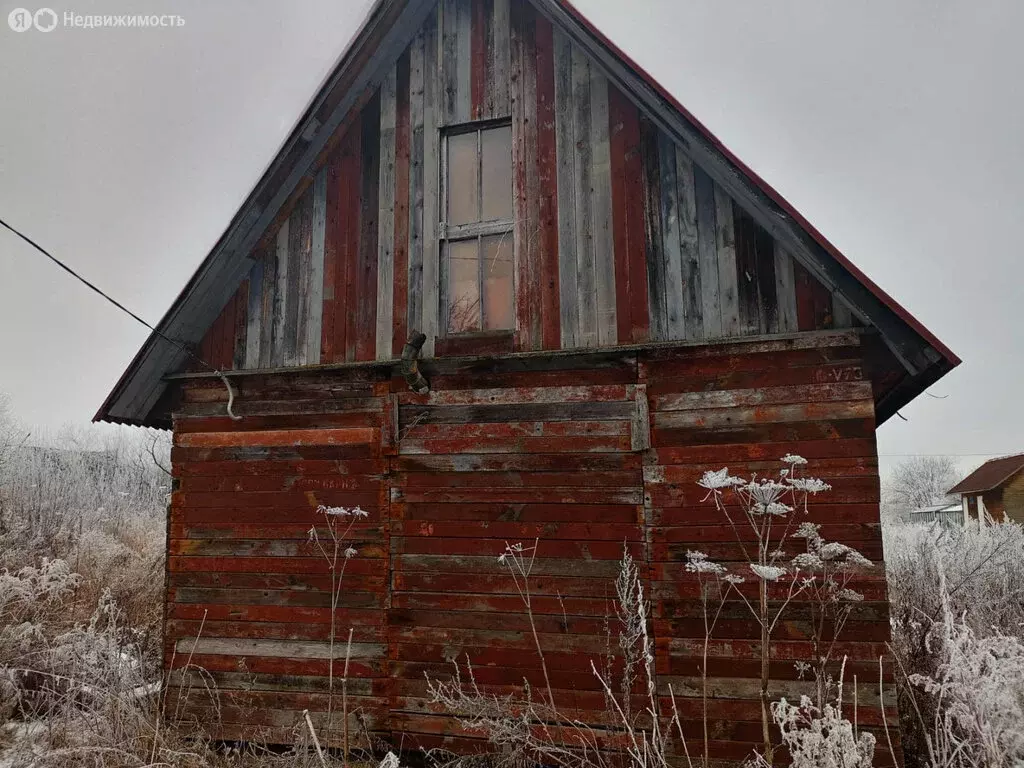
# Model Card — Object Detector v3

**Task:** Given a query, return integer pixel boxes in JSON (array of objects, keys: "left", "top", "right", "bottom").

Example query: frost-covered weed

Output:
[
  {"left": 766, "top": 694, "right": 876, "bottom": 768},
  {"left": 887, "top": 522, "right": 1024, "bottom": 768}
]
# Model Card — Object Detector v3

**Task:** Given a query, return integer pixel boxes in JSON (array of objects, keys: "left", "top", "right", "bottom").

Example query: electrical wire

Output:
[{"left": 0, "top": 216, "right": 241, "bottom": 419}]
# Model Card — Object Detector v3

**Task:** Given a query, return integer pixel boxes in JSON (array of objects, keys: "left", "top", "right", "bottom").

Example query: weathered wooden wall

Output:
[
  {"left": 1003, "top": 473, "right": 1024, "bottom": 524},
  {"left": 166, "top": 329, "right": 898, "bottom": 764},
  {"left": 193, "top": 0, "right": 859, "bottom": 374}
]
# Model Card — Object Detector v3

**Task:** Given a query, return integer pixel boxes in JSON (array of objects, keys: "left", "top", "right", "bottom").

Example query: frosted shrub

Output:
[
  {"left": 886, "top": 521, "right": 1024, "bottom": 767},
  {"left": 766, "top": 694, "right": 875, "bottom": 768},
  {"left": 909, "top": 616, "right": 1024, "bottom": 768}
]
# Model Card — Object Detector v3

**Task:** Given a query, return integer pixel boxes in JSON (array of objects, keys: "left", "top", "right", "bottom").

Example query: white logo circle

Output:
[
  {"left": 8, "top": 8, "right": 33, "bottom": 31},
  {"left": 34, "top": 8, "right": 57, "bottom": 32}
]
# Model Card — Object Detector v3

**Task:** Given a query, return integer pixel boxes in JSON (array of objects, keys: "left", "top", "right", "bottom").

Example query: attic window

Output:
[{"left": 441, "top": 122, "right": 513, "bottom": 334}]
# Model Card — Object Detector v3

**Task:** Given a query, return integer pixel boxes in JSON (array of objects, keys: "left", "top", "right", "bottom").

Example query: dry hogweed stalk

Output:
[
  {"left": 696, "top": 455, "right": 869, "bottom": 766},
  {"left": 684, "top": 549, "right": 744, "bottom": 766},
  {"left": 308, "top": 504, "right": 368, "bottom": 762}
]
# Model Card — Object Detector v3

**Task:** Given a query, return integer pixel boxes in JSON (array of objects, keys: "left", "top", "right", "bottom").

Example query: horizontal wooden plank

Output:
[
  {"left": 176, "top": 474, "right": 383, "bottom": 493},
  {"left": 396, "top": 384, "right": 630, "bottom": 405},
  {"left": 391, "top": 536, "right": 638, "bottom": 561},
  {"left": 394, "top": 470, "right": 639, "bottom": 488},
  {"left": 174, "top": 412, "right": 382, "bottom": 433},
  {"left": 653, "top": 400, "right": 874, "bottom": 430},
  {"left": 173, "top": 458, "right": 386, "bottom": 477},
  {"left": 174, "top": 428, "right": 377, "bottom": 448},
  {"left": 170, "top": 587, "right": 382, "bottom": 608},
  {"left": 169, "top": 539, "right": 387, "bottom": 558},
  {"left": 168, "top": 557, "right": 386, "bottom": 575},
  {"left": 174, "top": 637, "right": 386, "bottom": 659},
  {"left": 394, "top": 453, "right": 641, "bottom": 472},
  {"left": 651, "top": 381, "right": 873, "bottom": 411},
  {"left": 392, "top": 487, "right": 642, "bottom": 504},
  {"left": 652, "top": 418, "right": 875, "bottom": 447},
  {"left": 399, "top": 435, "right": 633, "bottom": 454},
  {"left": 168, "top": 603, "right": 384, "bottom": 626},
  {"left": 402, "top": 421, "right": 631, "bottom": 440},
  {"left": 400, "top": 401, "right": 634, "bottom": 424}
]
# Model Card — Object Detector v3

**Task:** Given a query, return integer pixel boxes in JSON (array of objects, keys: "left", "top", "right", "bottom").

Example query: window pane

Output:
[
  {"left": 481, "top": 233, "right": 513, "bottom": 330},
  {"left": 447, "top": 239, "right": 481, "bottom": 333},
  {"left": 447, "top": 131, "right": 479, "bottom": 226},
  {"left": 481, "top": 125, "right": 513, "bottom": 221}
]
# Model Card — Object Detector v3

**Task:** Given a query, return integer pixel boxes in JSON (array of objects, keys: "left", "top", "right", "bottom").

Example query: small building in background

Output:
[
  {"left": 948, "top": 453, "right": 1024, "bottom": 527},
  {"left": 909, "top": 501, "right": 966, "bottom": 529}
]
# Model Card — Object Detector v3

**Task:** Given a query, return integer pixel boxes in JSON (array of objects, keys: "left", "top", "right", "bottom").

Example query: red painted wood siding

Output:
[{"left": 167, "top": 330, "right": 899, "bottom": 764}]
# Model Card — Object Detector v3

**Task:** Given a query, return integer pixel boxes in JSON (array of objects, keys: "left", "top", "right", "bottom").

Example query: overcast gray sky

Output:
[{"left": 1, "top": 0, "right": 1020, "bottom": 478}]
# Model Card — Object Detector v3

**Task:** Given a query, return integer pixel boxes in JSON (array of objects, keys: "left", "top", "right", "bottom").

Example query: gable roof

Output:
[
  {"left": 95, "top": 0, "right": 959, "bottom": 428},
  {"left": 949, "top": 454, "right": 1024, "bottom": 496}
]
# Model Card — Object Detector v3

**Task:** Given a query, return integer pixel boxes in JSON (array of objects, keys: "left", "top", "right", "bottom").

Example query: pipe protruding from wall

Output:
[{"left": 401, "top": 331, "right": 430, "bottom": 394}]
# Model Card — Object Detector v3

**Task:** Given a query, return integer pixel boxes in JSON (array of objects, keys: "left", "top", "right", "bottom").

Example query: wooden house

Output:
[
  {"left": 95, "top": 0, "right": 959, "bottom": 762},
  {"left": 949, "top": 453, "right": 1024, "bottom": 528}
]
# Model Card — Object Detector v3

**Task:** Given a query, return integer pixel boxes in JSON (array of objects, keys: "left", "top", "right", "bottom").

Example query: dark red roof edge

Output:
[
  {"left": 948, "top": 454, "right": 1024, "bottom": 495},
  {"left": 557, "top": 0, "right": 960, "bottom": 369}
]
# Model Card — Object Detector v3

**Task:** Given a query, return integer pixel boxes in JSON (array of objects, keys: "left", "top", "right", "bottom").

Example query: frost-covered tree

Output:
[{"left": 881, "top": 455, "right": 959, "bottom": 522}]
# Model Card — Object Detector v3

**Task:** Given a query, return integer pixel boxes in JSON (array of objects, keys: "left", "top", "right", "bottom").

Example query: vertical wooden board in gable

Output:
[
  {"left": 510, "top": 0, "right": 526, "bottom": 349},
  {"left": 271, "top": 219, "right": 290, "bottom": 367},
  {"left": 609, "top": 86, "right": 632, "bottom": 346},
  {"left": 570, "top": 44, "right": 597, "bottom": 348},
  {"left": 440, "top": 0, "right": 471, "bottom": 126},
  {"left": 341, "top": 121, "right": 362, "bottom": 363},
  {"left": 534, "top": 12, "right": 560, "bottom": 350},
  {"left": 511, "top": 1, "right": 541, "bottom": 352},
  {"left": 553, "top": 30, "right": 578, "bottom": 349},
  {"left": 608, "top": 85, "right": 648, "bottom": 345},
  {"left": 470, "top": 0, "right": 487, "bottom": 119},
  {"left": 833, "top": 295, "right": 854, "bottom": 328},
  {"left": 639, "top": 117, "right": 666, "bottom": 341},
  {"left": 773, "top": 242, "right": 798, "bottom": 333},
  {"left": 589, "top": 66, "right": 616, "bottom": 347},
  {"left": 283, "top": 204, "right": 303, "bottom": 366},
  {"left": 657, "top": 131, "right": 684, "bottom": 340},
  {"left": 232, "top": 280, "right": 248, "bottom": 370},
  {"left": 294, "top": 186, "right": 314, "bottom": 364},
  {"left": 258, "top": 247, "right": 277, "bottom": 368},
  {"left": 490, "top": 0, "right": 510, "bottom": 117},
  {"left": 377, "top": 67, "right": 398, "bottom": 362},
  {"left": 218, "top": 295, "right": 234, "bottom": 368},
  {"left": 713, "top": 183, "right": 740, "bottom": 336},
  {"left": 244, "top": 256, "right": 263, "bottom": 368},
  {"left": 455, "top": 0, "right": 473, "bottom": 123},
  {"left": 794, "top": 260, "right": 834, "bottom": 331},
  {"left": 753, "top": 223, "right": 778, "bottom": 334},
  {"left": 392, "top": 51, "right": 412, "bottom": 357},
  {"left": 197, "top": 303, "right": 217, "bottom": 371},
  {"left": 407, "top": 30, "right": 425, "bottom": 346},
  {"left": 307, "top": 166, "right": 327, "bottom": 363},
  {"left": 357, "top": 96, "right": 382, "bottom": 362},
  {"left": 321, "top": 147, "right": 343, "bottom": 363},
  {"left": 440, "top": 0, "right": 457, "bottom": 124},
  {"left": 674, "top": 147, "right": 702, "bottom": 340},
  {"left": 733, "top": 205, "right": 761, "bottom": 336},
  {"left": 693, "top": 164, "right": 720, "bottom": 339},
  {"left": 421, "top": 10, "right": 440, "bottom": 356}
]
